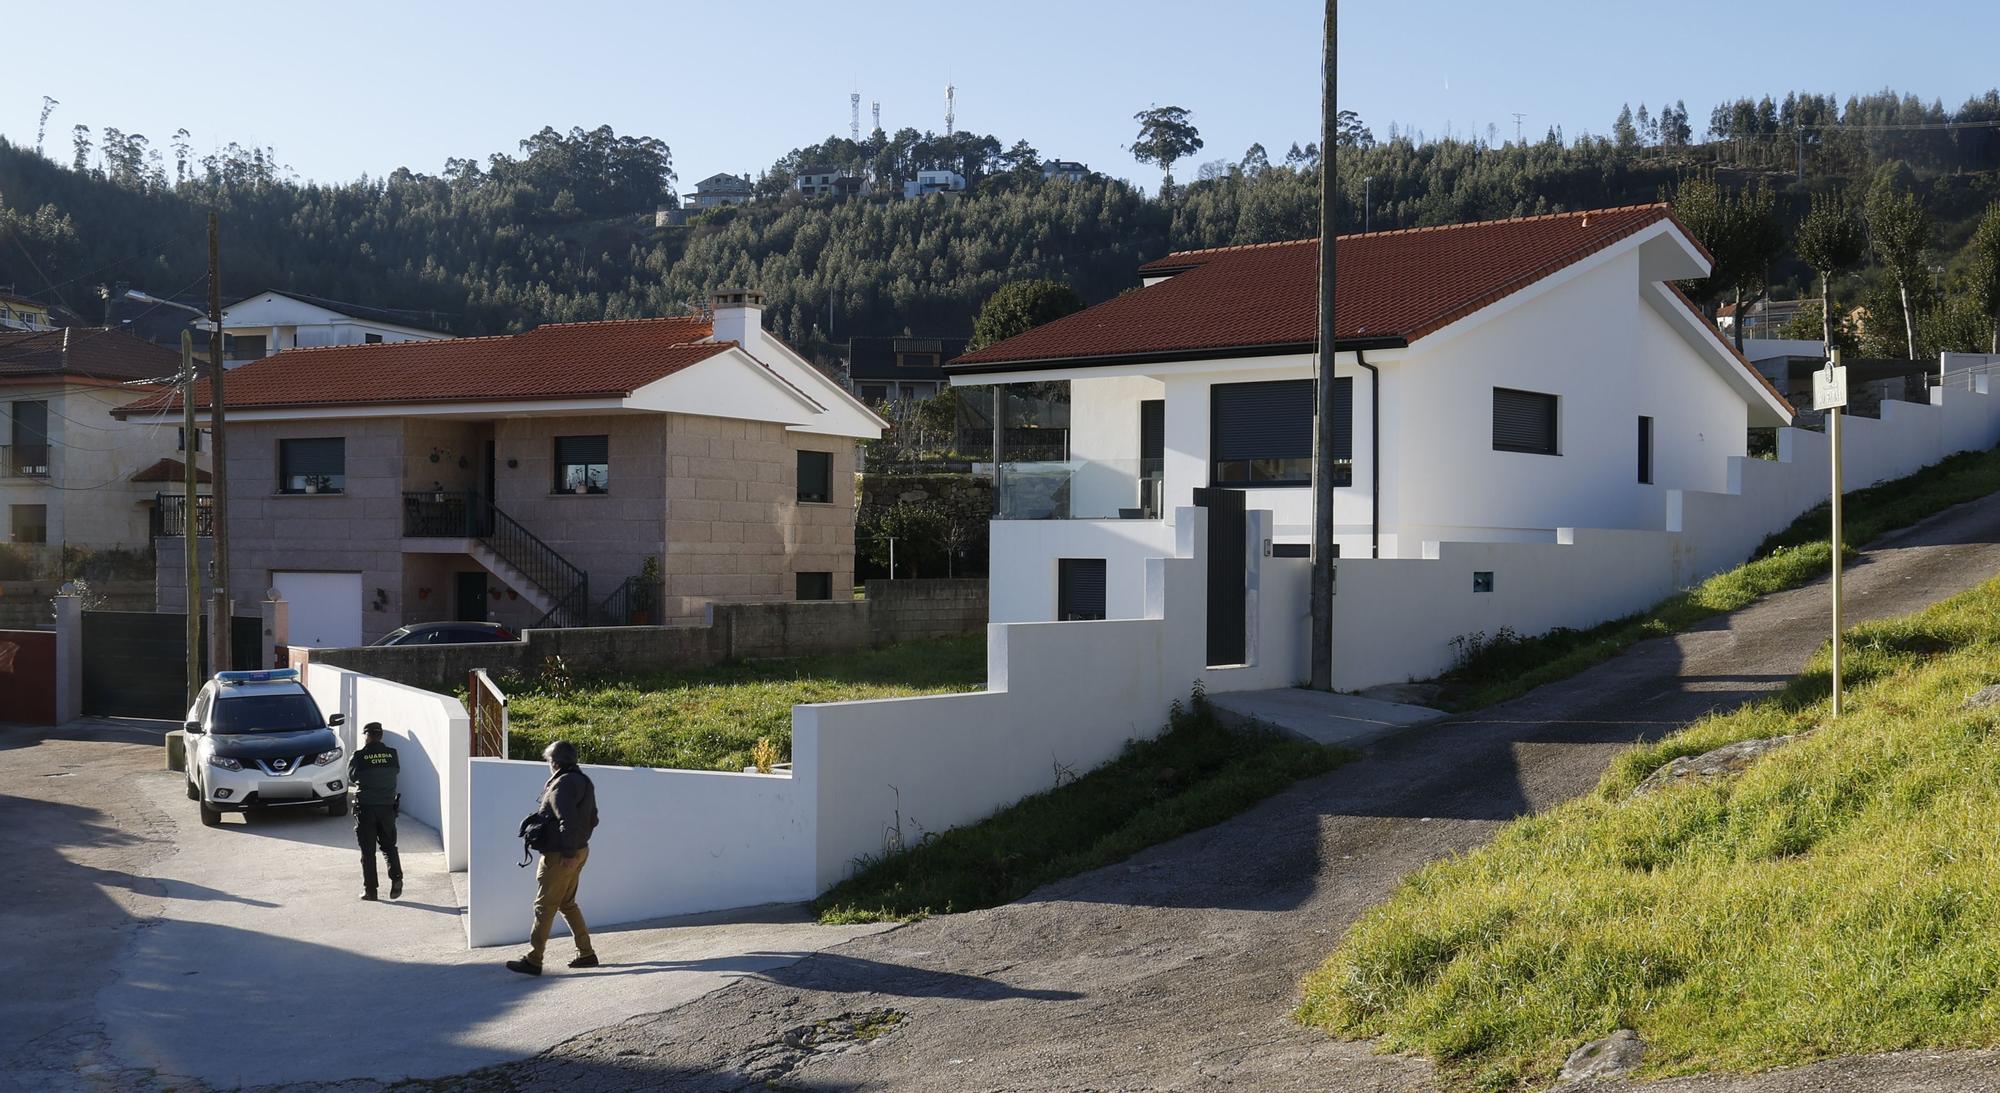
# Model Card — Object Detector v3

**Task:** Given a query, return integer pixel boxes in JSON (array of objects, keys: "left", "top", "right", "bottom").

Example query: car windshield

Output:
[{"left": 211, "top": 693, "right": 325, "bottom": 734}]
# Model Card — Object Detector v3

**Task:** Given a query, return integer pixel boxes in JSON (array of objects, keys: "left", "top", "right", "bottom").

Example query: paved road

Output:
[
  {"left": 430, "top": 491, "right": 2000, "bottom": 1092},
  {"left": 0, "top": 720, "right": 886, "bottom": 1092}
]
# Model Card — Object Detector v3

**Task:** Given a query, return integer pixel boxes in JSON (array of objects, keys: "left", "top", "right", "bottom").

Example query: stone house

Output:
[{"left": 128, "top": 293, "right": 884, "bottom": 646}]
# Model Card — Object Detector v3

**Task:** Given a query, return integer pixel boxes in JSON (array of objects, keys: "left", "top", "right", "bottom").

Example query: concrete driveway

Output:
[
  {"left": 1, "top": 718, "right": 886, "bottom": 1092},
  {"left": 427, "top": 490, "right": 2000, "bottom": 1092}
]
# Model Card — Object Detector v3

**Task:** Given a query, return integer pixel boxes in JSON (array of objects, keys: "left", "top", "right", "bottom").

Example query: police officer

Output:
[{"left": 346, "top": 722, "right": 403, "bottom": 901}]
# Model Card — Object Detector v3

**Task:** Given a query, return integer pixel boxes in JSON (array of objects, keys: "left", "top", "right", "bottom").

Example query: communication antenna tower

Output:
[
  {"left": 851, "top": 92, "right": 862, "bottom": 142},
  {"left": 945, "top": 84, "right": 956, "bottom": 134},
  {"left": 1511, "top": 112, "right": 1526, "bottom": 145},
  {"left": 871, "top": 100, "right": 881, "bottom": 133}
]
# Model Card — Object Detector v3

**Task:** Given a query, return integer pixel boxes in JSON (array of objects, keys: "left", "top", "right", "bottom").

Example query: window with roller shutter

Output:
[
  {"left": 278, "top": 437, "right": 345, "bottom": 493},
  {"left": 1210, "top": 379, "right": 1349, "bottom": 487},
  {"left": 553, "top": 434, "right": 609, "bottom": 493},
  {"left": 1057, "top": 558, "right": 1106, "bottom": 621},
  {"left": 1492, "top": 387, "right": 1559, "bottom": 456}
]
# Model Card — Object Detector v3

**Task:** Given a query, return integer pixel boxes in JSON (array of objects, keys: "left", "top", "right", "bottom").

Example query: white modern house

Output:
[
  {"left": 904, "top": 170, "right": 966, "bottom": 199},
  {"left": 949, "top": 203, "right": 1796, "bottom": 624},
  {"left": 205, "top": 290, "right": 451, "bottom": 366},
  {"left": 686, "top": 172, "right": 755, "bottom": 209}
]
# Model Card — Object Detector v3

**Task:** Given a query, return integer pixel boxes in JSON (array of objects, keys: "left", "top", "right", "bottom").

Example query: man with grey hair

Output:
[{"left": 506, "top": 739, "right": 599, "bottom": 975}]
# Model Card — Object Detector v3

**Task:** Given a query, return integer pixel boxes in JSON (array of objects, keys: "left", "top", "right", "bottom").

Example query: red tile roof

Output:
[
  {"left": 123, "top": 316, "right": 727, "bottom": 413},
  {"left": 952, "top": 204, "right": 1688, "bottom": 369},
  {"left": 129, "top": 457, "right": 212, "bottom": 484},
  {"left": 0, "top": 328, "right": 183, "bottom": 384},
  {"left": 1665, "top": 283, "right": 1796, "bottom": 416}
]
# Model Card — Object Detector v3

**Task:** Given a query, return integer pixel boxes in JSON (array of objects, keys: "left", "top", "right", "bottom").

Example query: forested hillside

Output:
[{"left": 2, "top": 86, "right": 1998, "bottom": 365}]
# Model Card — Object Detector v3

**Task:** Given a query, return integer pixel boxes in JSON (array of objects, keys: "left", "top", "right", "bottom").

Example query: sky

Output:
[{"left": 1, "top": 1, "right": 1997, "bottom": 191}]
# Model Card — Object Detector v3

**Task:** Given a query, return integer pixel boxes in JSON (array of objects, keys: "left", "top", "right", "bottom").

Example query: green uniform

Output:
[{"left": 346, "top": 741, "right": 401, "bottom": 894}]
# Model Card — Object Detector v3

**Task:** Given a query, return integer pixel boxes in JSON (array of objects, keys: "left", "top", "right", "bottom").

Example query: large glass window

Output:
[
  {"left": 796, "top": 571, "right": 833, "bottom": 600},
  {"left": 1493, "top": 388, "right": 1560, "bottom": 456},
  {"left": 553, "top": 435, "right": 609, "bottom": 494},
  {"left": 797, "top": 450, "right": 833, "bottom": 503},
  {"left": 9, "top": 504, "right": 47, "bottom": 544},
  {"left": 1211, "top": 379, "right": 1348, "bottom": 487},
  {"left": 278, "top": 437, "right": 345, "bottom": 494}
]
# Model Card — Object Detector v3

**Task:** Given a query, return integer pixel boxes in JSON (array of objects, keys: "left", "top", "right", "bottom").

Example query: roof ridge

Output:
[
  {"left": 528, "top": 315, "right": 711, "bottom": 331},
  {"left": 272, "top": 332, "right": 519, "bottom": 354},
  {"left": 1149, "top": 203, "right": 1673, "bottom": 264}
]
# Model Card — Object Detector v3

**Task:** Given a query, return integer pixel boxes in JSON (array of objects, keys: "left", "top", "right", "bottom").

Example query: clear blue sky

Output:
[{"left": 2, "top": 1, "right": 1995, "bottom": 189}]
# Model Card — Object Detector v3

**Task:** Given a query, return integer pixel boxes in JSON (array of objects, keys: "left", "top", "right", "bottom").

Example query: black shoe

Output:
[
  {"left": 505, "top": 959, "right": 542, "bottom": 977},
  {"left": 568, "top": 954, "right": 599, "bottom": 969},
  {"left": 389, "top": 878, "right": 403, "bottom": 900},
  {"left": 359, "top": 890, "right": 378, "bottom": 902}
]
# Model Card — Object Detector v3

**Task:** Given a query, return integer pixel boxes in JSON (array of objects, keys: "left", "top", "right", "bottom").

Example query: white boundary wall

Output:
[
  {"left": 302, "top": 664, "right": 471, "bottom": 871},
  {"left": 1330, "top": 384, "right": 2000, "bottom": 690}
]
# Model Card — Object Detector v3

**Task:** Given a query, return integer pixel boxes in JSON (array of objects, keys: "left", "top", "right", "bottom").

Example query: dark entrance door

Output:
[
  {"left": 81, "top": 611, "right": 260, "bottom": 720},
  {"left": 1192, "top": 487, "right": 1247, "bottom": 667},
  {"left": 1139, "top": 399, "right": 1165, "bottom": 516},
  {"left": 455, "top": 571, "right": 490, "bottom": 622}
]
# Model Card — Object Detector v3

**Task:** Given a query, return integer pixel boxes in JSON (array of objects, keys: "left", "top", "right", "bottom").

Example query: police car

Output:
[{"left": 182, "top": 669, "right": 349, "bottom": 827}]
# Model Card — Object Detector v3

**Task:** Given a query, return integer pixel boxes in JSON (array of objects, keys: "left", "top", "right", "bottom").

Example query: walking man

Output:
[
  {"left": 347, "top": 722, "right": 403, "bottom": 902},
  {"left": 507, "top": 739, "right": 599, "bottom": 975}
]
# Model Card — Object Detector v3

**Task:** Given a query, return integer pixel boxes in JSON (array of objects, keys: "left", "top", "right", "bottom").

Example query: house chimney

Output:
[{"left": 709, "top": 287, "right": 765, "bottom": 349}]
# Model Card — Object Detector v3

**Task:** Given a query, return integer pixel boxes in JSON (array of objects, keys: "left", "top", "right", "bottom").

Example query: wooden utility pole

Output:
[
  {"left": 206, "top": 212, "right": 231, "bottom": 674},
  {"left": 181, "top": 331, "right": 202, "bottom": 706},
  {"left": 1308, "top": 0, "right": 1338, "bottom": 691}
]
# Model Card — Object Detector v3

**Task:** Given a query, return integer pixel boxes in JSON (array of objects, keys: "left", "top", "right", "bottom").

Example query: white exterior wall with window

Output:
[{"left": 2, "top": 380, "right": 192, "bottom": 552}]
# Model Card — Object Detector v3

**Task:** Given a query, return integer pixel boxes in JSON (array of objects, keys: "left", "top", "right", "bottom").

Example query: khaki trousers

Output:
[{"left": 524, "top": 845, "right": 593, "bottom": 966}]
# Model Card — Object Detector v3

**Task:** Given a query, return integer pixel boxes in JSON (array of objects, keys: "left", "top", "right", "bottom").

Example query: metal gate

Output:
[
  {"left": 80, "top": 611, "right": 261, "bottom": 720},
  {"left": 467, "top": 669, "right": 509, "bottom": 758},
  {"left": 1193, "top": 487, "right": 1247, "bottom": 667}
]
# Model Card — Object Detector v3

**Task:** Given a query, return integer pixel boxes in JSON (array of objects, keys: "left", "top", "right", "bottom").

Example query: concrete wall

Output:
[
  {"left": 301, "top": 663, "right": 471, "bottom": 872},
  {"left": 466, "top": 760, "right": 814, "bottom": 948},
  {"left": 987, "top": 519, "right": 1177, "bottom": 623},
  {"left": 304, "top": 578, "right": 988, "bottom": 688}
]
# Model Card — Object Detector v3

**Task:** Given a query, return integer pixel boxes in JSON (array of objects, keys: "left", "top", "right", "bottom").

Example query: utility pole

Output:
[
  {"left": 181, "top": 331, "right": 202, "bottom": 706},
  {"left": 1309, "top": 0, "right": 1338, "bottom": 692},
  {"left": 1362, "top": 176, "right": 1373, "bottom": 233},
  {"left": 206, "top": 212, "right": 232, "bottom": 674}
]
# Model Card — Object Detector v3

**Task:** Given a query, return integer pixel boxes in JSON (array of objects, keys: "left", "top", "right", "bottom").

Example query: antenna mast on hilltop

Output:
[
  {"left": 944, "top": 84, "right": 956, "bottom": 134},
  {"left": 851, "top": 92, "right": 862, "bottom": 142},
  {"left": 872, "top": 100, "right": 881, "bottom": 134}
]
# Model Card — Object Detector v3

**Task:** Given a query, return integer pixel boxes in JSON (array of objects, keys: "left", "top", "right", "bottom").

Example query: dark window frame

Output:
[
  {"left": 278, "top": 437, "right": 346, "bottom": 494},
  {"left": 797, "top": 450, "right": 833, "bottom": 504},
  {"left": 1209, "top": 378, "right": 1350, "bottom": 489},
  {"left": 1492, "top": 387, "right": 1560, "bottom": 456},
  {"left": 1637, "top": 415, "right": 1654, "bottom": 484},
  {"left": 10, "top": 503, "right": 48, "bottom": 544},
  {"left": 1056, "top": 557, "right": 1107, "bottom": 621},
  {"left": 553, "top": 434, "right": 610, "bottom": 494},
  {"left": 796, "top": 571, "right": 833, "bottom": 600}
]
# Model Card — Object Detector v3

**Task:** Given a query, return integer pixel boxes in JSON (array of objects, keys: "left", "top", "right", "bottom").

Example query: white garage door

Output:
[{"left": 274, "top": 571, "right": 364, "bottom": 648}]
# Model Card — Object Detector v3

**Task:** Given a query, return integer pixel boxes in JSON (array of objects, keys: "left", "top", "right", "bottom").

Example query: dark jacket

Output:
[
  {"left": 537, "top": 766, "right": 598, "bottom": 854},
  {"left": 347, "top": 741, "right": 400, "bottom": 808}
]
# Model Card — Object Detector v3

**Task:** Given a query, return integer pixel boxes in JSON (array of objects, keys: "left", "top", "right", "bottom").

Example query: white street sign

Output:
[{"left": 1813, "top": 365, "right": 1849, "bottom": 411}]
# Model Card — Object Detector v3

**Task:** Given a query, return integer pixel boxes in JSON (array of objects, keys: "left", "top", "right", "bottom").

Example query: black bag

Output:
[{"left": 516, "top": 808, "right": 554, "bottom": 867}]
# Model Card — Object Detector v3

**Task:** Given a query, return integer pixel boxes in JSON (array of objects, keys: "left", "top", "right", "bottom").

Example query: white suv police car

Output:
[{"left": 182, "top": 669, "right": 348, "bottom": 827}]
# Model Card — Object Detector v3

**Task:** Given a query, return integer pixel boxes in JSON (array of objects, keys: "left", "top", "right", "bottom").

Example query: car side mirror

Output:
[
  {"left": 328, "top": 713, "right": 346, "bottom": 727},
  {"left": 183, "top": 721, "right": 202, "bottom": 735}
]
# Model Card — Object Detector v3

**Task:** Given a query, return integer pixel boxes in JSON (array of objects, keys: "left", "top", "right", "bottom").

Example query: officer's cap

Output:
[{"left": 363, "top": 722, "right": 384, "bottom": 737}]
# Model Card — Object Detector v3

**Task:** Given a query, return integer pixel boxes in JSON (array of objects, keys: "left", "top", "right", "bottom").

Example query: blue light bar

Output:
[{"left": 216, "top": 669, "right": 301, "bottom": 685}]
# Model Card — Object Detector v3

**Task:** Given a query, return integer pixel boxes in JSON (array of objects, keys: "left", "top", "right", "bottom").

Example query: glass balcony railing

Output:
[{"left": 994, "top": 459, "right": 1164, "bottom": 520}]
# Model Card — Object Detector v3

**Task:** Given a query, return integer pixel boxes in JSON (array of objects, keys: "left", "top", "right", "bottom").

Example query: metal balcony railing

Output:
[
  {"left": 402, "top": 490, "right": 589, "bottom": 628},
  {"left": 153, "top": 493, "right": 214, "bottom": 537},
  {"left": 2, "top": 444, "right": 50, "bottom": 478}
]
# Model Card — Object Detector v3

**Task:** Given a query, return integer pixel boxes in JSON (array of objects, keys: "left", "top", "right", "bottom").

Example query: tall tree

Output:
[
  {"left": 70, "top": 125, "right": 91, "bottom": 172},
  {"left": 1613, "top": 104, "right": 1639, "bottom": 151},
  {"left": 1335, "top": 110, "right": 1374, "bottom": 149},
  {"left": 1130, "top": 105, "right": 1203, "bottom": 194},
  {"left": 1867, "top": 182, "right": 1933, "bottom": 358},
  {"left": 1726, "top": 181, "right": 1785, "bottom": 351},
  {"left": 1793, "top": 189, "right": 1868, "bottom": 350},
  {"left": 1669, "top": 173, "right": 1730, "bottom": 318},
  {"left": 1967, "top": 202, "right": 2000, "bottom": 353},
  {"left": 969, "top": 279, "right": 1086, "bottom": 350}
]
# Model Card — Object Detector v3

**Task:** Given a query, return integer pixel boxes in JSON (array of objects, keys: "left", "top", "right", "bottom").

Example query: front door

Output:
[{"left": 455, "top": 571, "right": 489, "bottom": 622}]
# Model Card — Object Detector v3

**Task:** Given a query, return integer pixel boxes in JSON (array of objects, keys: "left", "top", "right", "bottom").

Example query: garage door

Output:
[{"left": 274, "top": 571, "right": 364, "bottom": 648}]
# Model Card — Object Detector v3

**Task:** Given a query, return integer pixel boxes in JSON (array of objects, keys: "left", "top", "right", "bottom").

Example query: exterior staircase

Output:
[{"left": 403, "top": 491, "right": 591, "bottom": 627}]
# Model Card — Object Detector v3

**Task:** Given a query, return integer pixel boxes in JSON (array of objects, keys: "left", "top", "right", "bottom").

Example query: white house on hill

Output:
[
  {"left": 949, "top": 203, "right": 1796, "bottom": 623},
  {"left": 206, "top": 290, "right": 452, "bottom": 366}
]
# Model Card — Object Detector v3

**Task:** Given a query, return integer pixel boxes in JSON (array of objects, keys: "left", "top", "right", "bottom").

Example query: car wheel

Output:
[
  {"left": 199, "top": 801, "right": 223, "bottom": 828},
  {"left": 326, "top": 795, "right": 349, "bottom": 817}
]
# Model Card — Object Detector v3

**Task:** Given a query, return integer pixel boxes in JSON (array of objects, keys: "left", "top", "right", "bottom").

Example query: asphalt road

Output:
[{"left": 421, "top": 489, "right": 2000, "bottom": 1092}]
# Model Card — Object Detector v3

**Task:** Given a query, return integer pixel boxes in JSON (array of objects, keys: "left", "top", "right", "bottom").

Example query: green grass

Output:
[
  {"left": 813, "top": 695, "right": 1354, "bottom": 924},
  {"left": 1297, "top": 575, "right": 2000, "bottom": 1091},
  {"left": 1435, "top": 445, "right": 2000, "bottom": 711},
  {"left": 503, "top": 635, "right": 986, "bottom": 771}
]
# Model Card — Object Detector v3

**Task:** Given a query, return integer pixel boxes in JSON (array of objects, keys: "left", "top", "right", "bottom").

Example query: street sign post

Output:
[{"left": 1814, "top": 351, "right": 1848, "bottom": 718}]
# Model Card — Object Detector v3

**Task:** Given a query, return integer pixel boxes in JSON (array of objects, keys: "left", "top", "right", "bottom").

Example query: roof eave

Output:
[{"left": 946, "top": 336, "right": 1406, "bottom": 376}]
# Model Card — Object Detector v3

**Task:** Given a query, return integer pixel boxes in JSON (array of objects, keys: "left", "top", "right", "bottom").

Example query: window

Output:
[
  {"left": 177, "top": 426, "right": 202, "bottom": 453},
  {"left": 896, "top": 352, "right": 940, "bottom": 368},
  {"left": 553, "top": 435, "right": 609, "bottom": 493},
  {"left": 1056, "top": 558, "right": 1107, "bottom": 621},
  {"left": 797, "top": 450, "right": 833, "bottom": 503},
  {"left": 860, "top": 384, "right": 888, "bottom": 404},
  {"left": 9, "top": 504, "right": 47, "bottom": 544},
  {"left": 1473, "top": 570, "right": 1495, "bottom": 593},
  {"left": 1637, "top": 416, "right": 1654, "bottom": 484},
  {"left": 1211, "top": 379, "right": 1348, "bottom": 487},
  {"left": 278, "top": 437, "right": 345, "bottom": 493},
  {"left": 796, "top": 571, "right": 833, "bottom": 600},
  {"left": 229, "top": 333, "right": 267, "bottom": 359},
  {"left": 7, "top": 400, "right": 49, "bottom": 475},
  {"left": 1492, "top": 387, "right": 1559, "bottom": 455},
  {"left": 364, "top": 333, "right": 384, "bottom": 344}
]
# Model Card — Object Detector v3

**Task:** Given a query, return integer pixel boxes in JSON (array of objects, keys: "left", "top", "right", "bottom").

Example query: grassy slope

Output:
[
  {"left": 816, "top": 697, "right": 1353, "bottom": 924},
  {"left": 1435, "top": 446, "right": 2000, "bottom": 711},
  {"left": 503, "top": 635, "right": 986, "bottom": 771},
  {"left": 1298, "top": 576, "right": 2000, "bottom": 1091}
]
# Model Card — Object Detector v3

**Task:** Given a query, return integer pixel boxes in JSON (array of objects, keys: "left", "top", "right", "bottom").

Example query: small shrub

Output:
[{"left": 751, "top": 736, "right": 780, "bottom": 774}]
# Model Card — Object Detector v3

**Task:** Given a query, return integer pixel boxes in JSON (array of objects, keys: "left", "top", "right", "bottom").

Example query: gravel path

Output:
[{"left": 418, "top": 493, "right": 2000, "bottom": 1092}]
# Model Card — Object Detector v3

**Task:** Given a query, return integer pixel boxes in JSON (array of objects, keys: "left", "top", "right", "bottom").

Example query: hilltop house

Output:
[
  {"left": 686, "top": 173, "right": 755, "bottom": 209},
  {"left": 206, "top": 290, "right": 452, "bottom": 366},
  {"left": 128, "top": 291, "right": 884, "bottom": 647},
  {"left": 0, "top": 290, "right": 56, "bottom": 332},
  {"left": 903, "top": 170, "right": 966, "bottom": 199},
  {"left": 1, "top": 328, "right": 206, "bottom": 560},
  {"left": 948, "top": 203, "right": 1794, "bottom": 623},
  {"left": 846, "top": 335, "right": 968, "bottom": 406}
]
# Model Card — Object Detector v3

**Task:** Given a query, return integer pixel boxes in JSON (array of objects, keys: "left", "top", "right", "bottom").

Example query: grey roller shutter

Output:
[
  {"left": 1212, "top": 380, "right": 1314, "bottom": 463},
  {"left": 1492, "top": 388, "right": 1558, "bottom": 455},
  {"left": 553, "top": 435, "right": 609, "bottom": 464},
  {"left": 282, "top": 438, "right": 345, "bottom": 476},
  {"left": 1057, "top": 558, "right": 1106, "bottom": 621}
]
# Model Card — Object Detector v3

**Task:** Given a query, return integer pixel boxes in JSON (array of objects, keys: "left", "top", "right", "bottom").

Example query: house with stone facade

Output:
[{"left": 125, "top": 292, "right": 883, "bottom": 647}]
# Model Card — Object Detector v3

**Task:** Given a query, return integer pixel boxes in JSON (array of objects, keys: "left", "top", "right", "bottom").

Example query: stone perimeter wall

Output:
[{"left": 304, "top": 577, "right": 986, "bottom": 688}]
